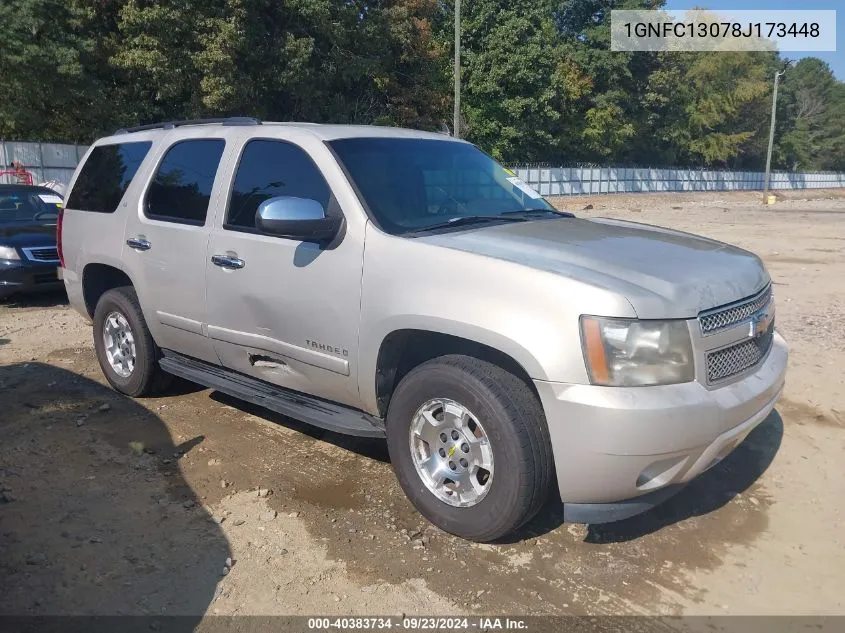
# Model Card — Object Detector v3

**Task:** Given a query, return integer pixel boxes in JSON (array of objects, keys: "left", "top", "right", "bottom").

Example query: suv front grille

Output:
[
  {"left": 699, "top": 285, "right": 772, "bottom": 335},
  {"left": 706, "top": 324, "right": 774, "bottom": 383}
]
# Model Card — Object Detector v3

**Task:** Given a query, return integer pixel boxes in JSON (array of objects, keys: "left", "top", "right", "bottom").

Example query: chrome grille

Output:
[
  {"left": 22, "top": 246, "right": 59, "bottom": 262},
  {"left": 699, "top": 285, "right": 772, "bottom": 335},
  {"left": 706, "top": 325, "right": 774, "bottom": 383}
]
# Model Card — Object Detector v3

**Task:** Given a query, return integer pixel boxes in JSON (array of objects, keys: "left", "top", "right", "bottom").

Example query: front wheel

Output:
[
  {"left": 93, "top": 286, "right": 171, "bottom": 397},
  {"left": 386, "top": 355, "right": 553, "bottom": 542}
]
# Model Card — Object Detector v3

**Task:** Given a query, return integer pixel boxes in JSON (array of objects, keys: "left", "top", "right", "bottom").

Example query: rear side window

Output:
[
  {"left": 145, "top": 139, "right": 225, "bottom": 225},
  {"left": 226, "top": 139, "right": 331, "bottom": 231},
  {"left": 66, "top": 142, "right": 152, "bottom": 213}
]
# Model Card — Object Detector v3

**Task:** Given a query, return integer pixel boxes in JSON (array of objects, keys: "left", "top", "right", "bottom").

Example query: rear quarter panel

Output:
[{"left": 61, "top": 134, "right": 161, "bottom": 321}]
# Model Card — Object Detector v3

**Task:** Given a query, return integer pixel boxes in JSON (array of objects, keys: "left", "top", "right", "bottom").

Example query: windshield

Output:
[
  {"left": 0, "top": 190, "right": 62, "bottom": 224},
  {"left": 329, "top": 138, "right": 554, "bottom": 235}
]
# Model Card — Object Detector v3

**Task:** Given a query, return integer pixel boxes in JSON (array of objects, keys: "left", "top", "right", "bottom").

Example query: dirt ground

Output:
[{"left": 1, "top": 189, "right": 843, "bottom": 621}]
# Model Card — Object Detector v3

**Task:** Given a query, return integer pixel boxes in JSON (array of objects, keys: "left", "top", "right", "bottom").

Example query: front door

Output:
[{"left": 205, "top": 137, "right": 364, "bottom": 408}]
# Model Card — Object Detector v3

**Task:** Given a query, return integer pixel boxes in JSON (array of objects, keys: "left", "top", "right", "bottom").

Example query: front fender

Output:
[
  {"left": 358, "top": 225, "right": 636, "bottom": 413},
  {"left": 358, "top": 315, "right": 550, "bottom": 413}
]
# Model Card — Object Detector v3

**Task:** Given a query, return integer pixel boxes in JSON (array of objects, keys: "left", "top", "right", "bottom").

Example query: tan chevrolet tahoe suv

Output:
[{"left": 59, "top": 118, "right": 787, "bottom": 541}]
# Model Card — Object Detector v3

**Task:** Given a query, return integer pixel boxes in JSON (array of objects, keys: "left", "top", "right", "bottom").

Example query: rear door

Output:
[
  {"left": 60, "top": 139, "right": 154, "bottom": 315},
  {"left": 204, "top": 134, "right": 365, "bottom": 408},
  {"left": 122, "top": 132, "right": 229, "bottom": 363}
]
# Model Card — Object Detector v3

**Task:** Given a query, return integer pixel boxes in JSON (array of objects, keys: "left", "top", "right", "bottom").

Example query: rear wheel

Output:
[
  {"left": 93, "top": 286, "right": 171, "bottom": 397},
  {"left": 386, "top": 355, "right": 553, "bottom": 542}
]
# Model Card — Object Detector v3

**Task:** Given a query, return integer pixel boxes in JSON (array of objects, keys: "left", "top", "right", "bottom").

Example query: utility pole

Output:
[
  {"left": 763, "top": 63, "right": 792, "bottom": 196},
  {"left": 453, "top": 0, "right": 461, "bottom": 138}
]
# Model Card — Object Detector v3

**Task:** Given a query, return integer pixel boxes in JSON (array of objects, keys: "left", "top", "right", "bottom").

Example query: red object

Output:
[
  {"left": 0, "top": 166, "right": 34, "bottom": 185},
  {"left": 57, "top": 206, "right": 65, "bottom": 268}
]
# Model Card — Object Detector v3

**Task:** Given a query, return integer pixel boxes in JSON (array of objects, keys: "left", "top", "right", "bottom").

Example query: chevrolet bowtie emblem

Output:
[{"left": 749, "top": 307, "right": 774, "bottom": 338}]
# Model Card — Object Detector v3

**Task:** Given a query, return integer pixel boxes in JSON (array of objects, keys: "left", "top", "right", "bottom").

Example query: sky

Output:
[{"left": 665, "top": 0, "right": 843, "bottom": 79}]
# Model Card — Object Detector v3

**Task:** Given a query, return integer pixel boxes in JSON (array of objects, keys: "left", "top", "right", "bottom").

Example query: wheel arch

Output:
[
  {"left": 369, "top": 324, "right": 544, "bottom": 418},
  {"left": 81, "top": 263, "right": 136, "bottom": 318}
]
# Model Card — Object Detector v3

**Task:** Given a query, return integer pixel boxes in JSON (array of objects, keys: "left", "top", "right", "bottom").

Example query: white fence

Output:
[
  {"left": 512, "top": 166, "right": 845, "bottom": 196},
  {"left": 0, "top": 140, "right": 88, "bottom": 186}
]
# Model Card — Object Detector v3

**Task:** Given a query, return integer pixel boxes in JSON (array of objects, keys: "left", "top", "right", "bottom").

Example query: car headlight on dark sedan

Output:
[
  {"left": 580, "top": 316, "right": 695, "bottom": 386},
  {"left": 0, "top": 246, "right": 20, "bottom": 261}
]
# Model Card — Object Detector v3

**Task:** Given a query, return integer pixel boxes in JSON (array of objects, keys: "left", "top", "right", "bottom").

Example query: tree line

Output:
[{"left": 1, "top": 0, "right": 843, "bottom": 171}]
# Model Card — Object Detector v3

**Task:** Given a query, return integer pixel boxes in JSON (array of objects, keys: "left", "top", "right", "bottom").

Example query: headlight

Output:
[
  {"left": 0, "top": 246, "right": 20, "bottom": 261},
  {"left": 580, "top": 316, "right": 694, "bottom": 386}
]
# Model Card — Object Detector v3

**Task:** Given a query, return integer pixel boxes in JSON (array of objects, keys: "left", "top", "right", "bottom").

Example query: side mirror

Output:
[{"left": 256, "top": 196, "right": 341, "bottom": 242}]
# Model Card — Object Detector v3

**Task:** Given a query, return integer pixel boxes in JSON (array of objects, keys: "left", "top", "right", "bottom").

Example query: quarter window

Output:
[
  {"left": 145, "top": 139, "right": 225, "bottom": 225},
  {"left": 66, "top": 142, "right": 152, "bottom": 213},
  {"left": 226, "top": 140, "right": 331, "bottom": 231}
]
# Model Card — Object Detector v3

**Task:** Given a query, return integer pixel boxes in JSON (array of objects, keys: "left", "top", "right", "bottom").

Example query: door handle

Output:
[
  {"left": 211, "top": 254, "right": 245, "bottom": 270},
  {"left": 126, "top": 238, "right": 152, "bottom": 251}
]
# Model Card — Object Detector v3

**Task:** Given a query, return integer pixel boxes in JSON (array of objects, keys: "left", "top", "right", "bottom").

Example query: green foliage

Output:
[
  {"left": 0, "top": 0, "right": 842, "bottom": 171},
  {"left": 683, "top": 52, "right": 776, "bottom": 167},
  {"left": 0, "top": 0, "right": 99, "bottom": 141},
  {"left": 778, "top": 58, "right": 845, "bottom": 171},
  {"left": 0, "top": 0, "right": 448, "bottom": 141},
  {"left": 459, "top": 1, "right": 569, "bottom": 161},
  {"left": 554, "top": 0, "right": 659, "bottom": 162}
]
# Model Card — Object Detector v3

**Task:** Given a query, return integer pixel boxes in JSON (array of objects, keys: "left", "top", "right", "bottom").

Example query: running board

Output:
[{"left": 159, "top": 351, "right": 386, "bottom": 438}]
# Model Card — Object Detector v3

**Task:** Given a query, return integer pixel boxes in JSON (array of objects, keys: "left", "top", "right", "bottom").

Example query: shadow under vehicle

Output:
[{"left": 0, "top": 362, "right": 230, "bottom": 625}]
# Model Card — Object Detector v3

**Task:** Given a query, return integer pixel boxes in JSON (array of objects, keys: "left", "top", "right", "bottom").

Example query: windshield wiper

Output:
[
  {"left": 411, "top": 215, "right": 529, "bottom": 234},
  {"left": 408, "top": 209, "right": 574, "bottom": 235},
  {"left": 500, "top": 208, "right": 575, "bottom": 218}
]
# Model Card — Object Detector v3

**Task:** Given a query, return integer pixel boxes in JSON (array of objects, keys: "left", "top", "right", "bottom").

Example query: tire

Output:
[
  {"left": 92, "top": 286, "right": 171, "bottom": 397},
  {"left": 386, "top": 355, "right": 553, "bottom": 542}
]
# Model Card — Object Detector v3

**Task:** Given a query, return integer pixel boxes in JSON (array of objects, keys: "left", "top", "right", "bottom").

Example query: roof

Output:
[
  {"left": 0, "top": 184, "right": 61, "bottom": 196},
  {"left": 266, "top": 123, "right": 458, "bottom": 142},
  {"left": 110, "top": 117, "right": 461, "bottom": 143}
]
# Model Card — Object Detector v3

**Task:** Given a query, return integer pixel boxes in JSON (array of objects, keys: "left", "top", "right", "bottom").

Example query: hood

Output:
[
  {"left": 416, "top": 217, "right": 769, "bottom": 319},
  {"left": 0, "top": 222, "right": 57, "bottom": 248}
]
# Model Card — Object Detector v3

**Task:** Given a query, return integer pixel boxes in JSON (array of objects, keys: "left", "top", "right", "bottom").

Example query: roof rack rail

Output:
[{"left": 114, "top": 117, "right": 261, "bottom": 135}]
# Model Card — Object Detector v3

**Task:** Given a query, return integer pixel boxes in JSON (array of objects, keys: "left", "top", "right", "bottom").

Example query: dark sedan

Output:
[{"left": 0, "top": 184, "right": 65, "bottom": 300}]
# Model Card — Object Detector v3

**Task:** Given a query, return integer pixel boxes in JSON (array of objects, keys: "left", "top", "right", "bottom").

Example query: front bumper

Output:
[
  {"left": 0, "top": 259, "right": 63, "bottom": 298},
  {"left": 535, "top": 331, "right": 788, "bottom": 523}
]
